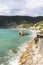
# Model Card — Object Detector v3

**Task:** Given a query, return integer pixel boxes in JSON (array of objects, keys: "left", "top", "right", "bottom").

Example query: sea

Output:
[{"left": 0, "top": 29, "right": 34, "bottom": 65}]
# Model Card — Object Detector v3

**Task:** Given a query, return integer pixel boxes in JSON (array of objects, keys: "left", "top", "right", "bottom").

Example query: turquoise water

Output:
[{"left": 0, "top": 29, "right": 33, "bottom": 64}]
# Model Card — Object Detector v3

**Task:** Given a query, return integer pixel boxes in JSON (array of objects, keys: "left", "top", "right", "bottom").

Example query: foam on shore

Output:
[{"left": 0, "top": 30, "right": 39, "bottom": 65}]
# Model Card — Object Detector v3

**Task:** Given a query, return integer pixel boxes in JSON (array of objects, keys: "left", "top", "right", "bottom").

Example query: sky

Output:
[{"left": 0, "top": 0, "right": 43, "bottom": 16}]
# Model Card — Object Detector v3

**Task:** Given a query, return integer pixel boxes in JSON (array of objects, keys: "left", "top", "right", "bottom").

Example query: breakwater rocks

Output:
[{"left": 18, "top": 40, "right": 43, "bottom": 65}]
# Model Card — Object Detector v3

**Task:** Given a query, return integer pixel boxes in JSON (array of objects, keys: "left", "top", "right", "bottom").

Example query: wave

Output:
[
  {"left": 0, "top": 41, "right": 29, "bottom": 65},
  {"left": 0, "top": 30, "right": 36, "bottom": 65}
]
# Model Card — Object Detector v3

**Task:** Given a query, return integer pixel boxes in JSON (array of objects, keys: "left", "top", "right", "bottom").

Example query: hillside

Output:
[{"left": 0, "top": 16, "right": 43, "bottom": 28}]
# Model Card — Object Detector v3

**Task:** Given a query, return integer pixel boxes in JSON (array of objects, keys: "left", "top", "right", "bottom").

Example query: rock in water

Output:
[
  {"left": 19, "top": 32, "right": 29, "bottom": 36},
  {"left": 8, "top": 50, "right": 17, "bottom": 54}
]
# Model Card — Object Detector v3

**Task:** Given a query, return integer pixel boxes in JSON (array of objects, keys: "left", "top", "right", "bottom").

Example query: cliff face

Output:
[{"left": 0, "top": 16, "right": 43, "bottom": 28}]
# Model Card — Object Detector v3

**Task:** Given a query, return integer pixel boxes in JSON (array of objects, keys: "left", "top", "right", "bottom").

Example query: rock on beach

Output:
[{"left": 19, "top": 39, "right": 43, "bottom": 65}]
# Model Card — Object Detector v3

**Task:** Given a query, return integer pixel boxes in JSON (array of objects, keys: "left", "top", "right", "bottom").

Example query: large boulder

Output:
[{"left": 19, "top": 32, "right": 29, "bottom": 36}]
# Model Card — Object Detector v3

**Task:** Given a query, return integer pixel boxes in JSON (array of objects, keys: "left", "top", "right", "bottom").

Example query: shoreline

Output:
[
  {"left": 8, "top": 39, "right": 34, "bottom": 65},
  {"left": 0, "top": 29, "right": 42, "bottom": 65},
  {"left": 18, "top": 39, "right": 43, "bottom": 65},
  {"left": 8, "top": 29, "right": 37, "bottom": 65},
  {"left": 0, "top": 28, "right": 40, "bottom": 33},
  {"left": 1, "top": 36, "right": 43, "bottom": 65}
]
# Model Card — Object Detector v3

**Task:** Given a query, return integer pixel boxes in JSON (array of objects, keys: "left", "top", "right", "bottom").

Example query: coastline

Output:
[
  {"left": 10, "top": 28, "right": 40, "bottom": 35},
  {"left": 8, "top": 29, "right": 37, "bottom": 65},
  {"left": 8, "top": 39, "right": 35, "bottom": 65},
  {"left": 0, "top": 29, "right": 42, "bottom": 65},
  {"left": 0, "top": 28, "right": 43, "bottom": 65},
  {"left": 18, "top": 39, "right": 43, "bottom": 65},
  {"left": 11, "top": 28, "right": 40, "bottom": 38}
]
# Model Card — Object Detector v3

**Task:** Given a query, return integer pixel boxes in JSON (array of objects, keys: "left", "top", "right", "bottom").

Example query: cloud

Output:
[
  {"left": 0, "top": 0, "right": 43, "bottom": 16},
  {"left": 0, "top": 0, "right": 17, "bottom": 15}
]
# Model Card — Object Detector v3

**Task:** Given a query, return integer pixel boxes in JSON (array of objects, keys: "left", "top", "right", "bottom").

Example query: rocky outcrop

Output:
[
  {"left": 19, "top": 32, "right": 29, "bottom": 36},
  {"left": 18, "top": 40, "right": 43, "bottom": 65},
  {"left": 19, "top": 30, "right": 29, "bottom": 36}
]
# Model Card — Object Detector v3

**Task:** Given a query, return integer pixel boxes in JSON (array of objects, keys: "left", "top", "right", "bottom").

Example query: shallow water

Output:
[{"left": 0, "top": 29, "right": 33, "bottom": 64}]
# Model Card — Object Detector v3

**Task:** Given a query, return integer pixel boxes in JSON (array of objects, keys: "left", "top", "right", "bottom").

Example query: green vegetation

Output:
[
  {"left": 0, "top": 16, "right": 43, "bottom": 29},
  {"left": 40, "top": 29, "right": 43, "bottom": 34}
]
